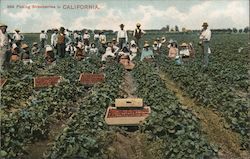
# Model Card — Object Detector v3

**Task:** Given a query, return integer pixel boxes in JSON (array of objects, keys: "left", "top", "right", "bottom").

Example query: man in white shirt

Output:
[
  {"left": 82, "top": 30, "right": 90, "bottom": 47},
  {"left": 117, "top": 24, "right": 128, "bottom": 49},
  {"left": 199, "top": 22, "right": 212, "bottom": 67},
  {"left": 0, "top": 23, "right": 11, "bottom": 70},
  {"left": 12, "top": 29, "right": 24, "bottom": 49},
  {"left": 51, "top": 29, "right": 58, "bottom": 48},
  {"left": 40, "top": 30, "right": 48, "bottom": 49}
]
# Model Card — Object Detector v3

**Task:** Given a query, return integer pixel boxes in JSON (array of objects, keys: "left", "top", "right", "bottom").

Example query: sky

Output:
[{"left": 0, "top": 0, "right": 249, "bottom": 32}]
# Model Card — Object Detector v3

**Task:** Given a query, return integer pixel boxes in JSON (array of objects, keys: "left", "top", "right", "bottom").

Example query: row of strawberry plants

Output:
[
  {"left": 44, "top": 63, "right": 124, "bottom": 158},
  {"left": 156, "top": 54, "right": 249, "bottom": 150},
  {"left": 132, "top": 62, "right": 217, "bottom": 159}
]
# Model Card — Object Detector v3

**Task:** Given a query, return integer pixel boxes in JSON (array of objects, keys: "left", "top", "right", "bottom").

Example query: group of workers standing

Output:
[{"left": 0, "top": 22, "right": 211, "bottom": 71}]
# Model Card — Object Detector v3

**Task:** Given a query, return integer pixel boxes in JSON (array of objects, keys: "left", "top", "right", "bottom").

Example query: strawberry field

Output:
[{"left": 0, "top": 33, "right": 249, "bottom": 159}]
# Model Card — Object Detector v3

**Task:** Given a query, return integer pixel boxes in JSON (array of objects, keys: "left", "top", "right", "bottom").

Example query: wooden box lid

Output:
[
  {"left": 79, "top": 73, "right": 105, "bottom": 85},
  {"left": 115, "top": 98, "right": 143, "bottom": 107},
  {"left": 34, "top": 76, "right": 62, "bottom": 88}
]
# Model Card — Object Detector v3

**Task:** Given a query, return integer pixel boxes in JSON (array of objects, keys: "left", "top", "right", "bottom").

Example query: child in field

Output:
[
  {"left": 31, "top": 42, "right": 40, "bottom": 55},
  {"left": 141, "top": 42, "right": 154, "bottom": 61},
  {"left": 89, "top": 43, "right": 98, "bottom": 55},
  {"left": 21, "top": 43, "right": 33, "bottom": 64},
  {"left": 129, "top": 40, "right": 138, "bottom": 60},
  {"left": 168, "top": 41, "right": 178, "bottom": 59},
  {"left": 74, "top": 42, "right": 85, "bottom": 61},
  {"left": 45, "top": 45, "right": 56, "bottom": 64},
  {"left": 10, "top": 43, "right": 20, "bottom": 62}
]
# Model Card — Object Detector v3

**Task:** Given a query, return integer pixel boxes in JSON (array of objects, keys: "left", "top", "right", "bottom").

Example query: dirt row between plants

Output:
[{"left": 159, "top": 72, "right": 250, "bottom": 159}]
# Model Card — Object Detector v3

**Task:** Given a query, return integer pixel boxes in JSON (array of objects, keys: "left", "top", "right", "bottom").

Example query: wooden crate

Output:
[
  {"left": 79, "top": 73, "right": 105, "bottom": 85},
  {"left": 0, "top": 78, "right": 7, "bottom": 88},
  {"left": 105, "top": 106, "right": 151, "bottom": 126},
  {"left": 115, "top": 98, "right": 143, "bottom": 107},
  {"left": 34, "top": 76, "right": 62, "bottom": 88}
]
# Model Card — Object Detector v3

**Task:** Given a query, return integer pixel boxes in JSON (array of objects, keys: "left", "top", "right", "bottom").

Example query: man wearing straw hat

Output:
[
  {"left": 199, "top": 22, "right": 211, "bottom": 67},
  {"left": 117, "top": 24, "right": 128, "bottom": 50},
  {"left": 133, "top": 23, "right": 146, "bottom": 48},
  {"left": 12, "top": 29, "right": 24, "bottom": 49},
  {"left": 0, "top": 23, "right": 11, "bottom": 70}
]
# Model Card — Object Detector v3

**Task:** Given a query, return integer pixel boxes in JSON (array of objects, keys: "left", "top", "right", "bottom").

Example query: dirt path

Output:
[
  {"left": 119, "top": 70, "right": 137, "bottom": 98},
  {"left": 159, "top": 72, "right": 250, "bottom": 159}
]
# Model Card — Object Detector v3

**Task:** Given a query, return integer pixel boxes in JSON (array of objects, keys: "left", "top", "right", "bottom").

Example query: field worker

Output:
[
  {"left": 112, "top": 38, "right": 118, "bottom": 46},
  {"left": 179, "top": 43, "right": 190, "bottom": 58},
  {"left": 89, "top": 43, "right": 98, "bottom": 55},
  {"left": 101, "top": 41, "right": 119, "bottom": 61},
  {"left": 57, "top": 27, "right": 71, "bottom": 58},
  {"left": 156, "top": 38, "right": 162, "bottom": 48},
  {"left": 117, "top": 24, "right": 128, "bottom": 49},
  {"left": 160, "top": 36, "right": 168, "bottom": 52},
  {"left": 40, "top": 30, "right": 48, "bottom": 49},
  {"left": 0, "top": 23, "right": 11, "bottom": 70},
  {"left": 140, "top": 41, "right": 154, "bottom": 61},
  {"left": 12, "top": 29, "right": 24, "bottom": 49},
  {"left": 73, "top": 30, "right": 80, "bottom": 44},
  {"left": 10, "top": 43, "right": 20, "bottom": 62},
  {"left": 45, "top": 45, "right": 56, "bottom": 64},
  {"left": 93, "top": 30, "right": 100, "bottom": 47},
  {"left": 152, "top": 41, "right": 159, "bottom": 54},
  {"left": 51, "top": 29, "right": 58, "bottom": 48},
  {"left": 188, "top": 42, "right": 195, "bottom": 58},
  {"left": 74, "top": 42, "right": 85, "bottom": 61},
  {"left": 66, "top": 42, "right": 76, "bottom": 56},
  {"left": 168, "top": 41, "right": 178, "bottom": 59},
  {"left": 99, "top": 31, "right": 107, "bottom": 54},
  {"left": 82, "top": 30, "right": 90, "bottom": 46},
  {"left": 129, "top": 40, "right": 138, "bottom": 60},
  {"left": 20, "top": 43, "right": 33, "bottom": 64},
  {"left": 199, "top": 22, "right": 211, "bottom": 67},
  {"left": 133, "top": 23, "right": 146, "bottom": 48},
  {"left": 31, "top": 42, "right": 40, "bottom": 55}
]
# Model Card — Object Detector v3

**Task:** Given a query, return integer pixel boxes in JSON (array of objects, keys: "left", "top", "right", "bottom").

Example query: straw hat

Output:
[
  {"left": 21, "top": 44, "right": 29, "bottom": 49},
  {"left": 180, "top": 43, "right": 188, "bottom": 47},
  {"left": 33, "top": 42, "right": 38, "bottom": 46},
  {"left": 153, "top": 41, "right": 158, "bottom": 45},
  {"left": 136, "top": 23, "right": 141, "bottom": 27},
  {"left": 112, "top": 38, "right": 116, "bottom": 41},
  {"left": 156, "top": 38, "right": 160, "bottom": 41},
  {"left": 45, "top": 46, "right": 53, "bottom": 52},
  {"left": 144, "top": 41, "right": 149, "bottom": 47},
  {"left": 202, "top": 22, "right": 208, "bottom": 27},
  {"left": 85, "top": 30, "right": 88, "bottom": 33},
  {"left": 0, "top": 23, "right": 7, "bottom": 28},
  {"left": 15, "top": 29, "right": 20, "bottom": 32}
]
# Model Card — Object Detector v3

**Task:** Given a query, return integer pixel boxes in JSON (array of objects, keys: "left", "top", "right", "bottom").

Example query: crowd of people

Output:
[{"left": 0, "top": 22, "right": 212, "bottom": 71}]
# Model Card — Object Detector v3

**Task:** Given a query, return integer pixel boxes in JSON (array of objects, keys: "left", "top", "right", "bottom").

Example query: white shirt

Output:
[
  {"left": 13, "top": 33, "right": 24, "bottom": 41},
  {"left": 199, "top": 28, "right": 211, "bottom": 41},
  {"left": 40, "top": 33, "right": 48, "bottom": 41},
  {"left": 94, "top": 34, "right": 99, "bottom": 40},
  {"left": 0, "top": 30, "right": 10, "bottom": 48},
  {"left": 117, "top": 30, "right": 128, "bottom": 42},
  {"left": 51, "top": 33, "right": 58, "bottom": 46},
  {"left": 83, "top": 33, "right": 90, "bottom": 40},
  {"left": 130, "top": 47, "right": 138, "bottom": 54}
]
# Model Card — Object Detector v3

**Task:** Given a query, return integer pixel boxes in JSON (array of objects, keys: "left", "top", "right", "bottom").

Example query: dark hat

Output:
[
  {"left": 202, "top": 22, "right": 208, "bottom": 27},
  {"left": 120, "top": 24, "right": 124, "bottom": 27},
  {"left": 60, "top": 27, "right": 65, "bottom": 31}
]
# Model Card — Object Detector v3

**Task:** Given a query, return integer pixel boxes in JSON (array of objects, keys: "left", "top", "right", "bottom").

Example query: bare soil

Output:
[{"left": 159, "top": 72, "right": 250, "bottom": 159}]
